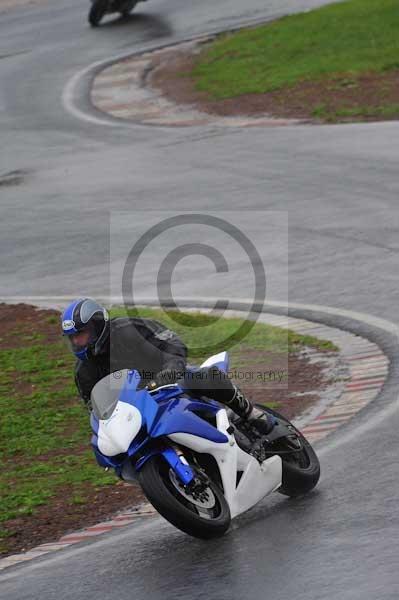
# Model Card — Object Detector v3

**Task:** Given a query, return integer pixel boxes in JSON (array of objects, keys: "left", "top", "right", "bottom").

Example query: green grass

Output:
[
  {"left": 0, "top": 338, "right": 116, "bottom": 530},
  {"left": 312, "top": 102, "right": 399, "bottom": 122},
  {"left": 0, "top": 307, "right": 336, "bottom": 548},
  {"left": 115, "top": 305, "right": 337, "bottom": 362},
  {"left": 190, "top": 0, "right": 399, "bottom": 99}
]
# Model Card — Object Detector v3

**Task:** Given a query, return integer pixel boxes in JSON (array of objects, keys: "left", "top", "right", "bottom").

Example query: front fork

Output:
[
  {"left": 135, "top": 444, "right": 195, "bottom": 486},
  {"left": 162, "top": 446, "right": 195, "bottom": 485}
]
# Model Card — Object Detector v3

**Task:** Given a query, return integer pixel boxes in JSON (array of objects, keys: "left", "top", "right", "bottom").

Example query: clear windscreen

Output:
[{"left": 90, "top": 370, "right": 129, "bottom": 420}]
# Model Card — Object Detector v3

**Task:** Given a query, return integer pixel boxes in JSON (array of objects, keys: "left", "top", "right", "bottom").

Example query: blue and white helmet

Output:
[{"left": 61, "top": 298, "right": 109, "bottom": 360}]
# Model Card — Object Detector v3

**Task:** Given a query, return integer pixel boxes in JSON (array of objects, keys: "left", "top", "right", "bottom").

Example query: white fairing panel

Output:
[
  {"left": 199, "top": 351, "right": 228, "bottom": 370},
  {"left": 168, "top": 408, "right": 282, "bottom": 518},
  {"left": 97, "top": 401, "right": 142, "bottom": 457}
]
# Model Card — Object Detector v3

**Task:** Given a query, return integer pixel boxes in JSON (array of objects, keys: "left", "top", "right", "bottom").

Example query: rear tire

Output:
[
  {"left": 258, "top": 406, "right": 321, "bottom": 497},
  {"left": 120, "top": 0, "right": 138, "bottom": 17},
  {"left": 138, "top": 455, "right": 231, "bottom": 539},
  {"left": 88, "top": 0, "right": 108, "bottom": 26}
]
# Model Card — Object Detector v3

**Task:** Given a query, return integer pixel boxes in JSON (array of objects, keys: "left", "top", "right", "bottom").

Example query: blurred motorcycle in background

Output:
[{"left": 88, "top": 0, "right": 145, "bottom": 27}]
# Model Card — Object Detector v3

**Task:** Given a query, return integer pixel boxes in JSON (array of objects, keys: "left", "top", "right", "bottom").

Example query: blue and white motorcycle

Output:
[{"left": 90, "top": 352, "right": 320, "bottom": 538}]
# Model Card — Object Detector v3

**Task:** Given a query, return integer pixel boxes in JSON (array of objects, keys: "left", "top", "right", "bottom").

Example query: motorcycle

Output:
[
  {"left": 90, "top": 351, "right": 320, "bottom": 538},
  {"left": 88, "top": 0, "right": 143, "bottom": 27}
]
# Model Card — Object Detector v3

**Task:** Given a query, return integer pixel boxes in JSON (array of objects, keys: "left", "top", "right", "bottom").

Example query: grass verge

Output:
[{"left": 175, "top": 0, "right": 399, "bottom": 122}]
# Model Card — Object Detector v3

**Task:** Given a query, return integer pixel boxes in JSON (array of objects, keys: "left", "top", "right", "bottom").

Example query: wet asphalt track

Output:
[{"left": 1, "top": 0, "right": 399, "bottom": 598}]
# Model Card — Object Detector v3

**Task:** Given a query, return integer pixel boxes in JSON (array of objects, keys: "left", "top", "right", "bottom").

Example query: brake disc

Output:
[{"left": 169, "top": 469, "right": 216, "bottom": 509}]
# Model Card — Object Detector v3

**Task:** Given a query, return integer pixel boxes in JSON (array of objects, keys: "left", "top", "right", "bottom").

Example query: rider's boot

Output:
[{"left": 226, "top": 385, "right": 274, "bottom": 435}]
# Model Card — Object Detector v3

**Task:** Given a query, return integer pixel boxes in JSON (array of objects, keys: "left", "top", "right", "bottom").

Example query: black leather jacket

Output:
[{"left": 74, "top": 316, "right": 187, "bottom": 406}]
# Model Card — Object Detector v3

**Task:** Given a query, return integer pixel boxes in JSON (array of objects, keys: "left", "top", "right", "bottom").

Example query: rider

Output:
[{"left": 61, "top": 298, "right": 273, "bottom": 434}]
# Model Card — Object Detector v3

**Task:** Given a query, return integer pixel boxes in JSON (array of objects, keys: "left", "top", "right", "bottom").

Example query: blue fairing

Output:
[
  {"left": 90, "top": 365, "right": 229, "bottom": 483},
  {"left": 118, "top": 371, "right": 228, "bottom": 443}
]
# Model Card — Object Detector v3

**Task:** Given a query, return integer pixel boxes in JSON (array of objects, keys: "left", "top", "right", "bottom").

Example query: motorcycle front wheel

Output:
[
  {"left": 138, "top": 455, "right": 231, "bottom": 539},
  {"left": 88, "top": 0, "right": 108, "bottom": 26}
]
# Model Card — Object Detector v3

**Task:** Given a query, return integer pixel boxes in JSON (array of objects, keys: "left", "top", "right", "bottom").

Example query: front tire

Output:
[
  {"left": 138, "top": 455, "right": 231, "bottom": 539},
  {"left": 88, "top": 0, "right": 108, "bottom": 26},
  {"left": 259, "top": 406, "right": 321, "bottom": 497}
]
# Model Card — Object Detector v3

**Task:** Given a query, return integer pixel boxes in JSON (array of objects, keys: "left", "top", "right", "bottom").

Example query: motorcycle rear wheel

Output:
[
  {"left": 258, "top": 405, "right": 321, "bottom": 497},
  {"left": 120, "top": 0, "right": 138, "bottom": 17},
  {"left": 139, "top": 455, "right": 231, "bottom": 539},
  {"left": 88, "top": 0, "right": 108, "bottom": 26}
]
